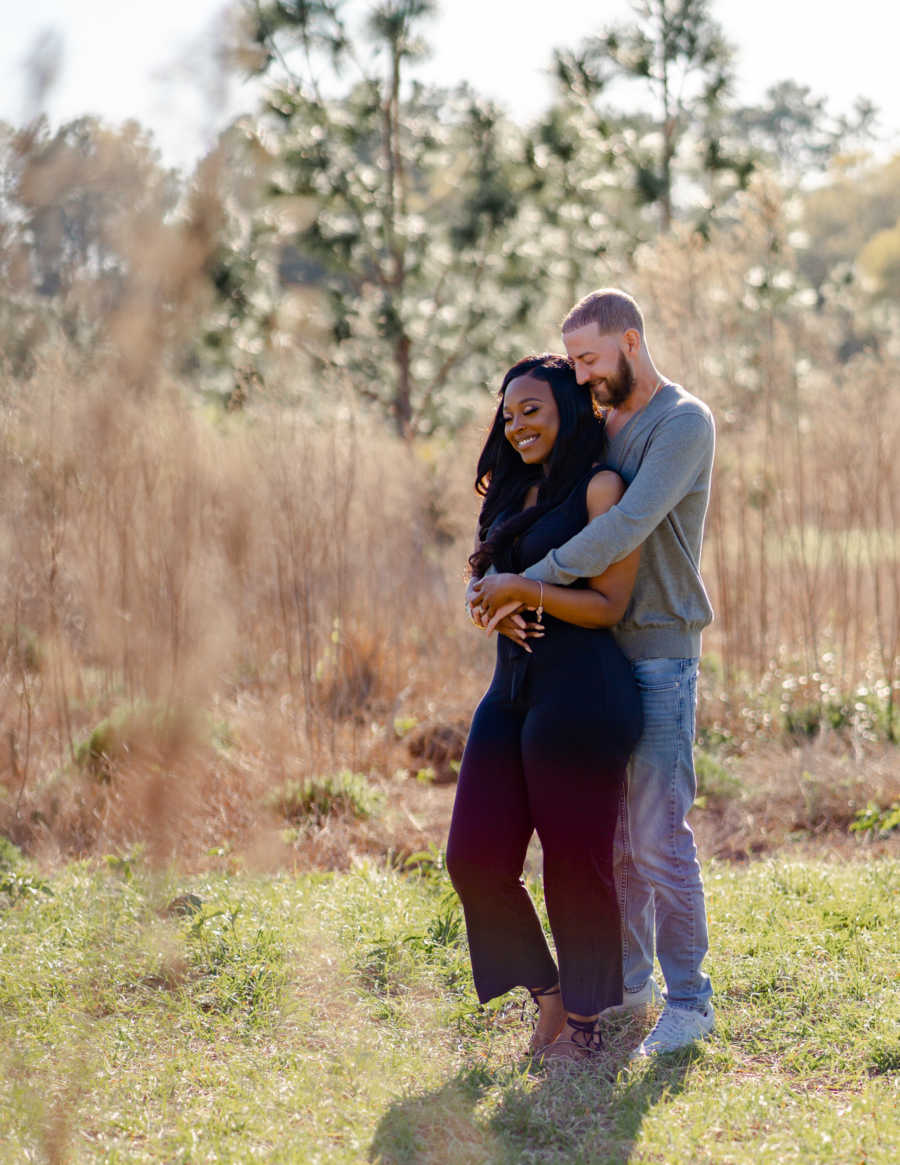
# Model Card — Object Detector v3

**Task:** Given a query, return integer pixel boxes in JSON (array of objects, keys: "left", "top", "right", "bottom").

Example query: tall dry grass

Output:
[
  {"left": 0, "top": 358, "right": 493, "bottom": 860},
  {"left": 0, "top": 158, "right": 897, "bottom": 865},
  {"left": 635, "top": 183, "right": 899, "bottom": 740}
]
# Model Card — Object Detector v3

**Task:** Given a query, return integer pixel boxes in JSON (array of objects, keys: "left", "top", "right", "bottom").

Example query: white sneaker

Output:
[
  {"left": 600, "top": 976, "right": 663, "bottom": 1017},
  {"left": 631, "top": 1003, "right": 714, "bottom": 1057}
]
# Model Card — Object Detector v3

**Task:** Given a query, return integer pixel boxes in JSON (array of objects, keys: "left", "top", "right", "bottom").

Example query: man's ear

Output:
[{"left": 622, "top": 327, "right": 642, "bottom": 356}]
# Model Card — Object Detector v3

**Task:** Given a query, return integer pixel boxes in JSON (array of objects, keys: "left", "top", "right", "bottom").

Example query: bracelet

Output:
[{"left": 535, "top": 581, "right": 543, "bottom": 624}]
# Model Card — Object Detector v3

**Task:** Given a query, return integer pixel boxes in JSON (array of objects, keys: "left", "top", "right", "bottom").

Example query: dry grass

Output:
[{"left": 0, "top": 157, "right": 897, "bottom": 870}]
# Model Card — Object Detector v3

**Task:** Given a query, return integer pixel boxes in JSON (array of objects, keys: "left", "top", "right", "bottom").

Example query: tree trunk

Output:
[{"left": 393, "top": 332, "right": 412, "bottom": 437}]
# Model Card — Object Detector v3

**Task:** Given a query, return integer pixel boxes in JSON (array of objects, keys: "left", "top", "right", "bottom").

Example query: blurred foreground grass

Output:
[{"left": 1, "top": 851, "right": 897, "bottom": 1164}]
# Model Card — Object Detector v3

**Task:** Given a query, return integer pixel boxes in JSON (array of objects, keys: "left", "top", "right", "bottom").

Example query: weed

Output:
[
  {"left": 0, "top": 837, "right": 52, "bottom": 903},
  {"left": 266, "top": 770, "right": 384, "bottom": 826},
  {"left": 0, "top": 868, "right": 53, "bottom": 904},
  {"left": 694, "top": 747, "right": 743, "bottom": 807},
  {"left": 0, "top": 836, "right": 24, "bottom": 871},
  {"left": 393, "top": 716, "right": 418, "bottom": 738},
  {"left": 850, "top": 801, "right": 900, "bottom": 840},
  {"left": 870, "top": 1045, "right": 900, "bottom": 1076},
  {"left": 184, "top": 905, "right": 287, "bottom": 1024}
]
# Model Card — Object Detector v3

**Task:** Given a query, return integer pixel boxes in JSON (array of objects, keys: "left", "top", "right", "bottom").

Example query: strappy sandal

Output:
[
  {"left": 525, "top": 983, "right": 565, "bottom": 1055},
  {"left": 539, "top": 1015, "right": 603, "bottom": 1065}
]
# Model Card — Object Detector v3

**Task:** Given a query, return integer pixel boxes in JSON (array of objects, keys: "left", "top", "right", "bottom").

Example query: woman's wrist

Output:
[{"left": 519, "top": 578, "right": 542, "bottom": 608}]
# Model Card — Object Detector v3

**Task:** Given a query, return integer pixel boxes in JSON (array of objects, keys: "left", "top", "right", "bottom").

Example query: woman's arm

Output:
[{"left": 474, "top": 472, "right": 640, "bottom": 631}]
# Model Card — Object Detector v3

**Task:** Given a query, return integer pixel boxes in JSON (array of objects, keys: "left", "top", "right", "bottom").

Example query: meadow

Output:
[
  {"left": 1, "top": 844, "right": 897, "bottom": 1163},
  {"left": 1, "top": 227, "right": 898, "bottom": 868},
  {"left": 1, "top": 96, "right": 899, "bottom": 1164}
]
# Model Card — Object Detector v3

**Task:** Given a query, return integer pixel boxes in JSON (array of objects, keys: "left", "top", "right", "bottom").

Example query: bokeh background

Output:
[{"left": 1, "top": 0, "right": 898, "bottom": 868}]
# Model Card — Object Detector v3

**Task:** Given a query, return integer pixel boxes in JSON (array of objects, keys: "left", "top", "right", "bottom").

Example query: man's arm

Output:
[{"left": 522, "top": 408, "right": 713, "bottom": 586}]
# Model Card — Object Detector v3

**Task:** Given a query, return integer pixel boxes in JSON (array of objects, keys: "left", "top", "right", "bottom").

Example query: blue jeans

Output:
[{"left": 614, "top": 657, "right": 713, "bottom": 1011}]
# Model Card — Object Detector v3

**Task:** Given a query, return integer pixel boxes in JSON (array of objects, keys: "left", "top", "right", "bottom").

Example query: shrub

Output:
[
  {"left": 266, "top": 770, "right": 384, "bottom": 826},
  {"left": 695, "top": 747, "right": 743, "bottom": 806}
]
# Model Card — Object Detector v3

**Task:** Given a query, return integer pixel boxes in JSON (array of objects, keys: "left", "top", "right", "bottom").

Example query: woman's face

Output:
[{"left": 502, "top": 374, "right": 560, "bottom": 470}]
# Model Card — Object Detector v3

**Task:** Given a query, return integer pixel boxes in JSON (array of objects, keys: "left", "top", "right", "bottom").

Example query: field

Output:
[
  {"left": 2, "top": 95, "right": 899, "bottom": 1165},
  {"left": 1, "top": 848, "right": 897, "bottom": 1164}
]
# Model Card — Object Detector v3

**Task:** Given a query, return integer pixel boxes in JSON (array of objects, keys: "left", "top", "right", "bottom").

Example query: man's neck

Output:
[{"left": 607, "top": 368, "right": 666, "bottom": 434}]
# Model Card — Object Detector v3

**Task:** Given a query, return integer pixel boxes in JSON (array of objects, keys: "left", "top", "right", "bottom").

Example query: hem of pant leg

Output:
[
  {"left": 665, "top": 997, "right": 712, "bottom": 1013},
  {"left": 476, "top": 970, "right": 559, "bottom": 1006}
]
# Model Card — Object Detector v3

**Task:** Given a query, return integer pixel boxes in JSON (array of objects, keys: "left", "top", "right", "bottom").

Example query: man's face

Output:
[{"left": 563, "top": 323, "right": 634, "bottom": 408}]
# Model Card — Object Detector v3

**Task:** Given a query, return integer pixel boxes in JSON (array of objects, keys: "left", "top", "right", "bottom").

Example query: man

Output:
[{"left": 469, "top": 288, "right": 715, "bottom": 1056}]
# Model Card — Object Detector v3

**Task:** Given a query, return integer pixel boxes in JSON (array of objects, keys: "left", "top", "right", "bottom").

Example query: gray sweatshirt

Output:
[{"left": 522, "top": 382, "right": 715, "bottom": 661}]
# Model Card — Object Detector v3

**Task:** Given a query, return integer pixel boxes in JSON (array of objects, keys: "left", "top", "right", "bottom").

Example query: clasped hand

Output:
[{"left": 466, "top": 573, "right": 544, "bottom": 651}]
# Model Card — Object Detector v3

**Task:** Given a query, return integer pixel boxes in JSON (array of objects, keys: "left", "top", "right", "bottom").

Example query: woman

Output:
[{"left": 446, "top": 353, "right": 643, "bottom": 1064}]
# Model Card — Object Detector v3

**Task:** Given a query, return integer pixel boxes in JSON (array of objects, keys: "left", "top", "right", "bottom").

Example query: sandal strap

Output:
[
  {"left": 527, "top": 983, "right": 561, "bottom": 1001},
  {"left": 566, "top": 1015, "right": 602, "bottom": 1051}
]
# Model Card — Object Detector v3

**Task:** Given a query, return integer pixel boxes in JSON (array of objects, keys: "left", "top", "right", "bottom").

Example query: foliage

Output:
[
  {"left": 850, "top": 801, "right": 900, "bottom": 841},
  {"left": 0, "top": 836, "right": 52, "bottom": 903},
  {"left": 0, "top": 116, "right": 181, "bottom": 377},
  {"left": 858, "top": 217, "right": 900, "bottom": 299},
  {"left": 521, "top": 65, "right": 642, "bottom": 310},
  {"left": 693, "top": 746, "right": 742, "bottom": 807},
  {"left": 266, "top": 769, "right": 385, "bottom": 825},
  {"left": 232, "top": 0, "right": 539, "bottom": 434},
  {"left": 732, "top": 81, "right": 878, "bottom": 186},
  {"left": 565, "top": 0, "right": 750, "bottom": 230},
  {"left": 73, "top": 702, "right": 198, "bottom": 782},
  {"left": 796, "top": 153, "right": 900, "bottom": 298}
]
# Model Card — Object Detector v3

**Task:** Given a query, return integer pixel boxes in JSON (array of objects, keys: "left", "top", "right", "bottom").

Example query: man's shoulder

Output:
[
  {"left": 659, "top": 383, "right": 714, "bottom": 425},
  {"left": 646, "top": 384, "right": 714, "bottom": 446}
]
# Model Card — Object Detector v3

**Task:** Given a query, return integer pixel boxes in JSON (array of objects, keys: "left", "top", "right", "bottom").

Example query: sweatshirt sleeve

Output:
[{"left": 521, "top": 408, "right": 714, "bottom": 585}]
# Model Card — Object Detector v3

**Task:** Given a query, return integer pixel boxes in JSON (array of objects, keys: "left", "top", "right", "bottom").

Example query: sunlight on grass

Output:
[{"left": 0, "top": 857, "right": 897, "bottom": 1163}]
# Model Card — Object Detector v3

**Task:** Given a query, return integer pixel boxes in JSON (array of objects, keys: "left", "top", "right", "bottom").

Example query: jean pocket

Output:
[{"left": 633, "top": 658, "right": 684, "bottom": 692}]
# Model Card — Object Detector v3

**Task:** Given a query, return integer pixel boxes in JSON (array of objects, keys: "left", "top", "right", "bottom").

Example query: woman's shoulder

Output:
[{"left": 585, "top": 465, "right": 626, "bottom": 517}]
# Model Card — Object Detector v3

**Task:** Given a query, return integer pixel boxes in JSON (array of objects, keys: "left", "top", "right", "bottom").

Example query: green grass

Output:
[{"left": 0, "top": 852, "right": 897, "bottom": 1163}]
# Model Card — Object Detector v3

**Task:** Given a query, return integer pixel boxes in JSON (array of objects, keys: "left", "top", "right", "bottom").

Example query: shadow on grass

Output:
[{"left": 369, "top": 1042, "right": 700, "bottom": 1165}]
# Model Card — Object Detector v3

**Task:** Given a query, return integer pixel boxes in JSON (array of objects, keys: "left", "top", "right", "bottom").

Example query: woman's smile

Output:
[{"left": 503, "top": 374, "right": 560, "bottom": 468}]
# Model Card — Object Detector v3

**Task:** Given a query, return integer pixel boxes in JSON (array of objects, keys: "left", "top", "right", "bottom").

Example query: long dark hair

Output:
[{"left": 469, "top": 354, "right": 603, "bottom": 578}]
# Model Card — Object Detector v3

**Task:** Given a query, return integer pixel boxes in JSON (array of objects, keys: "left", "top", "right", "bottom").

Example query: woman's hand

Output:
[
  {"left": 468, "top": 574, "right": 545, "bottom": 650},
  {"left": 469, "top": 573, "right": 529, "bottom": 621}
]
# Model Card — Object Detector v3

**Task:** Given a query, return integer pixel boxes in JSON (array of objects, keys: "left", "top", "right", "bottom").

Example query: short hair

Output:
[{"left": 562, "top": 288, "right": 645, "bottom": 337}]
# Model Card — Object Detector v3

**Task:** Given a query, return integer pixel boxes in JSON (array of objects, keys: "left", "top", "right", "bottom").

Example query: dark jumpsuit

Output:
[{"left": 446, "top": 471, "right": 643, "bottom": 1017}]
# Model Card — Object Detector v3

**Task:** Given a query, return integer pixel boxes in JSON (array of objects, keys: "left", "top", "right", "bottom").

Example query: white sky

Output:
[{"left": 1, "top": 0, "right": 898, "bottom": 170}]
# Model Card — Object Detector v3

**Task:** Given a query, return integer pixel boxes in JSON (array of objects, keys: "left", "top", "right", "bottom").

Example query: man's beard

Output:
[{"left": 590, "top": 351, "right": 634, "bottom": 408}]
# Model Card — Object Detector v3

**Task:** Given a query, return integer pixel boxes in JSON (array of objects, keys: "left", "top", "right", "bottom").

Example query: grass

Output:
[{"left": 0, "top": 852, "right": 897, "bottom": 1164}]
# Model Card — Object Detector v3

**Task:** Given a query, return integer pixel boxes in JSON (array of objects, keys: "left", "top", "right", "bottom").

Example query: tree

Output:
[
  {"left": 567, "top": 0, "right": 745, "bottom": 231},
  {"left": 797, "top": 154, "right": 900, "bottom": 298},
  {"left": 12, "top": 116, "right": 179, "bottom": 301},
  {"left": 519, "top": 52, "right": 648, "bottom": 309},
  {"left": 731, "top": 82, "right": 879, "bottom": 187},
  {"left": 238, "top": 0, "right": 536, "bottom": 435},
  {"left": 0, "top": 117, "right": 182, "bottom": 377},
  {"left": 858, "top": 220, "right": 900, "bottom": 301}
]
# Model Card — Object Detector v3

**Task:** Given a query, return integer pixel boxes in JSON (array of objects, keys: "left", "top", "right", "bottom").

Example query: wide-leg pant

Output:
[{"left": 446, "top": 623, "right": 642, "bottom": 1017}]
